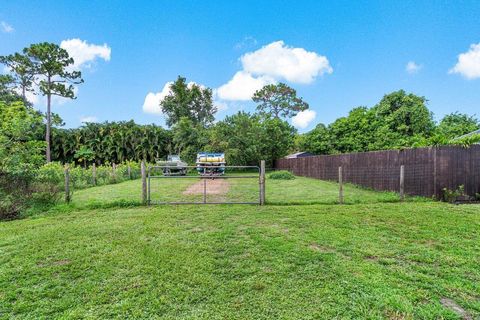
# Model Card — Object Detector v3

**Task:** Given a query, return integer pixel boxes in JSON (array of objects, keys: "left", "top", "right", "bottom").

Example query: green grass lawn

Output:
[{"left": 1, "top": 178, "right": 479, "bottom": 319}]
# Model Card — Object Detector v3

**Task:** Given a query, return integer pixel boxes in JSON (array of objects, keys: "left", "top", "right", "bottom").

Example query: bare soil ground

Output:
[{"left": 183, "top": 178, "right": 230, "bottom": 195}]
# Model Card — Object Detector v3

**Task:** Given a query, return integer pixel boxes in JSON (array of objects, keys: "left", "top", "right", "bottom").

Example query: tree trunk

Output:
[
  {"left": 46, "top": 85, "right": 52, "bottom": 163},
  {"left": 273, "top": 108, "right": 280, "bottom": 119}
]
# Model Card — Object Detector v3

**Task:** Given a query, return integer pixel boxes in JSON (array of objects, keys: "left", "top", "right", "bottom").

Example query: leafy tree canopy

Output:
[
  {"left": 161, "top": 76, "right": 216, "bottom": 127},
  {"left": 0, "top": 52, "right": 36, "bottom": 104},
  {"left": 252, "top": 83, "right": 309, "bottom": 119},
  {"left": 24, "top": 42, "right": 83, "bottom": 98},
  {"left": 0, "top": 101, "right": 45, "bottom": 178},
  {"left": 51, "top": 121, "right": 171, "bottom": 165},
  {"left": 298, "top": 123, "right": 333, "bottom": 155},
  {"left": 74, "top": 146, "right": 95, "bottom": 168},
  {"left": 208, "top": 111, "right": 296, "bottom": 167},
  {"left": 171, "top": 117, "right": 209, "bottom": 163},
  {"left": 23, "top": 42, "right": 84, "bottom": 162},
  {"left": 299, "top": 90, "right": 439, "bottom": 155},
  {"left": 0, "top": 74, "right": 24, "bottom": 104},
  {"left": 373, "top": 90, "right": 435, "bottom": 140},
  {"left": 436, "top": 112, "right": 479, "bottom": 139}
]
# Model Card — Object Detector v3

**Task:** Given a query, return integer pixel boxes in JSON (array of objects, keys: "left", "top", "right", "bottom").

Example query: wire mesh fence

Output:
[
  {"left": 45, "top": 145, "right": 480, "bottom": 207},
  {"left": 36, "top": 162, "right": 143, "bottom": 207},
  {"left": 147, "top": 166, "right": 261, "bottom": 204},
  {"left": 264, "top": 167, "right": 403, "bottom": 205}
]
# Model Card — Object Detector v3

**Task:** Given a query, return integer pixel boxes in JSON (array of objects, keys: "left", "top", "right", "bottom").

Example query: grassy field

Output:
[{"left": 1, "top": 178, "right": 479, "bottom": 319}]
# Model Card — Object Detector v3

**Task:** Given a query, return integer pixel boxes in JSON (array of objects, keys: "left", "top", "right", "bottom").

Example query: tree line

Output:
[
  {"left": 298, "top": 90, "right": 480, "bottom": 154},
  {"left": 3, "top": 75, "right": 298, "bottom": 167}
]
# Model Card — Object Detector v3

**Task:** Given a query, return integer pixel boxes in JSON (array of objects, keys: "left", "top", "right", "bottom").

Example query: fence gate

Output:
[{"left": 147, "top": 165, "right": 263, "bottom": 204}]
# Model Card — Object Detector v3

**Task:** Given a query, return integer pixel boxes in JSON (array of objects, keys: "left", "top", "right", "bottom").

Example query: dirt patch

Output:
[
  {"left": 440, "top": 298, "right": 472, "bottom": 320},
  {"left": 364, "top": 255, "right": 379, "bottom": 261},
  {"left": 309, "top": 243, "right": 334, "bottom": 253},
  {"left": 183, "top": 179, "right": 230, "bottom": 195}
]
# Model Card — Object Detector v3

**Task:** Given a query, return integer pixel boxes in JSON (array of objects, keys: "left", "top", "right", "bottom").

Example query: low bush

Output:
[
  {"left": 269, "top": 170, "right": 295, "bottom": 180},
  {"left": 442, "top": 185, "right": 465, "bottom": 203}
]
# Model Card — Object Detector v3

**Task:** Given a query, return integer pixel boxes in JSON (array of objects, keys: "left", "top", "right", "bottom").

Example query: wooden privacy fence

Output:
[{"left": 275, "top": 145, "right": 480, "bottom": 198}]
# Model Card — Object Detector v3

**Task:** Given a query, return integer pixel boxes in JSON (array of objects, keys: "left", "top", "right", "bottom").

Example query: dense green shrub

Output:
[
  {"left": 269, "top": 170, "right": 295, "bottom": 180},
  {"left": 0, "top": 101, "right": 46, "bottom": 219}
]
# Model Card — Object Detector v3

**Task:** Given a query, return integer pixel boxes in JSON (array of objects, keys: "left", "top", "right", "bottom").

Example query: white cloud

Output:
[
  {"left": 449, "top": 43, "right": 480, "bottom": 79},
  {"left": 60, "top": 38, "right": 111, "bottom": 69},
  {"left": 80, "top": 116, "right": 98, "bottom": 123},
  {"left": 406, "top": 61, "right": 421, "bottom": 74},
  {"left": 217, "top": 41, "right": 332, "bottom": 101},
  {"left": 1, "top": 21, "right": 14, "bottom": 33},
  {"left": 292, "top": 109, "right": 316, "bottom": 129},
  {"left": 217, "top": 71, "right": 275, "bottom": 101},
  {"left": 142, "top": 82, "right": 173, "bottom": 115},
  {"left": 241, "top": 41, "right": 332, "bottom": 84}
]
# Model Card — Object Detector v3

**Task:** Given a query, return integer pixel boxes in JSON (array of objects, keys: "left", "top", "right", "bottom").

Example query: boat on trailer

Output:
[{"left": 196, "top": 152, "right": 226, "bottom": 175}]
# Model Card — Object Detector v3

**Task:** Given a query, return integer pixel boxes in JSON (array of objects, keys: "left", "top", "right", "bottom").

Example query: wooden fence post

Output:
[
  {"left": 112, "top": 163, "right": 116, "bottom": 183},
  {"left": 141, "top": 160, "right": 147, "bottom": 205},
  {"left": 92, "top": 163, "right": 97, "bottom": 186},
  {"left": 260, "top": 160, "right": 266, "bottom": 205},
  {"left": 64, "top": 165, "right": 71, "bottom": 203},
  {"left": 400, "top": 165, "right": 405, "bottom": 201},
  {"left": 127, "top": 165, "right": 132, "bottom": 180},
  {"left": 338, "top": 166, "right": 344, "bottom": 204}
]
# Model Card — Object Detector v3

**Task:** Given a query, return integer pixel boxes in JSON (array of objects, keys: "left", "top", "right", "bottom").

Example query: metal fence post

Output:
[
  {"left": 203, "top": 178, "right": 207, "bottom": 204},
  {"left": 260, "top": 160, "right": 266, "bottom": 205},
  {"left": 64, "top": 165, "right": 71, "bottom": 203},
  {"left": 400, "top": 165, "right": 405, "bottom": 201},
  {"left": 141, "top": 160, "right": 147, "bottom": 205},
  {"left": 338, "top": 166, "right": 344, "bottom": 204}
]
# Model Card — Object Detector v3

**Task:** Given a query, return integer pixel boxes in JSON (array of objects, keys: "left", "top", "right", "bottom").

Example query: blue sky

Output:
[{"left": 1, "top": 0, "right": 480, "bottom": 131}]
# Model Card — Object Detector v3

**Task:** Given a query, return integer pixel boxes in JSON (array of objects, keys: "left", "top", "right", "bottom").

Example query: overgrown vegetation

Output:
[{"left": 0, "top": 101, "right": 46, "bottom": 219}]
